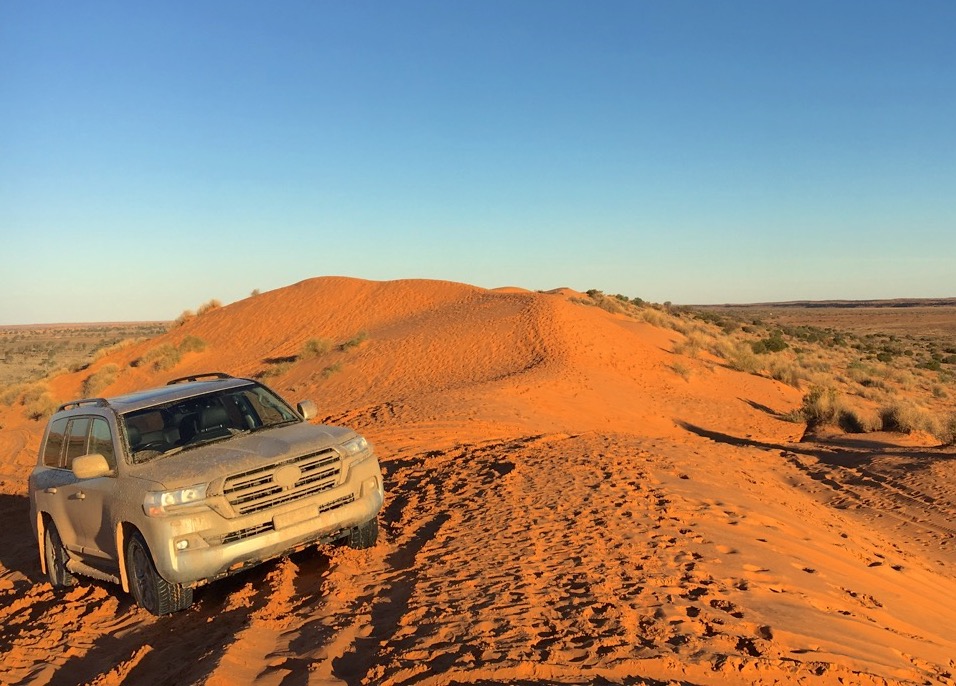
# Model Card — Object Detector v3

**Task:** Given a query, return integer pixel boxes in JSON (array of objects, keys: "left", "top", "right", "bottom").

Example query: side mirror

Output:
[
  {"left": 72, "top": 453, "right": 111, "bottom": 479},
  {"left": 297, "top": 400, "right": 317, "bottom": 421}
]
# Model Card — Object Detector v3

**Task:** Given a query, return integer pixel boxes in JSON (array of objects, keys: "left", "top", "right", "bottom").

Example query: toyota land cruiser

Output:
[{"left": 28, "top": 372, "right": 384, "bottom": 615}]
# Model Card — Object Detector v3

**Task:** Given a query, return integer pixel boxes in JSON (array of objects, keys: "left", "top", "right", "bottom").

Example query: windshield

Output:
[{"left": 122, "top": 383, "right": 301, "bottom": 463}]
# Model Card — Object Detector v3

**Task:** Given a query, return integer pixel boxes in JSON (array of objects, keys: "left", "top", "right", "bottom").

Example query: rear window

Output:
[{"left": 43, "top": 418, "right": 69, "bottom": 468}]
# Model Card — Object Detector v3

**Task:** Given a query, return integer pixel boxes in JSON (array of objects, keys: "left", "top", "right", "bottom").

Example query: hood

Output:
[{"left": 129, "top": 423, "right": 356, "bottom": 490}]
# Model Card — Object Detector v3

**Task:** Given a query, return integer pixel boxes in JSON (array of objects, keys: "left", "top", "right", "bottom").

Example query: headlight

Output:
[
  {"left": 144, "top": 483, "right": 209, "bottom": 517},
  {"left": 341, "top": 435, "right": 369, "bottom": 456}
]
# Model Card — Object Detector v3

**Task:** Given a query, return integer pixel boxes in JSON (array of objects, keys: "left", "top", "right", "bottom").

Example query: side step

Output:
[{"left": 66, "top": 558, "right": 121, "bottom": 585}]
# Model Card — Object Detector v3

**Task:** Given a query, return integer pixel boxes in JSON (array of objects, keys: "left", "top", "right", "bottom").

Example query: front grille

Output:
[
  {"left": 218, "top": 493, "right": 356, "bottom": 545},
  {"left": 223, "top": 448, "right": 342, "bottom": 515},
  {"left": 222, "top": 521, "right": 274, "bottom": 544}
]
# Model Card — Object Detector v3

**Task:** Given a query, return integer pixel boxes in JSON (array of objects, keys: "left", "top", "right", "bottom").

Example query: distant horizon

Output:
[{"left": 2, "top": 277, "right": 955, "bottom": 328}]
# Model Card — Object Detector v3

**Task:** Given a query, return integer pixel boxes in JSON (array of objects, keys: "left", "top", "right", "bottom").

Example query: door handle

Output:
[
  {"left": 45, "top": 487, "right": 58, "bottom": 494},
  {"left": 74, "top": 491, "right": 86, "bottom": 500}
]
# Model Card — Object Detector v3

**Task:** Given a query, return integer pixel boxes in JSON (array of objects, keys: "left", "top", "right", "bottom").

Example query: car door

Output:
[
  {"left": 32, "top": 417, "right": 85, "bottom": 553},
  {"left": 61, "top": 417, "right": 121, "bottom": 563}
]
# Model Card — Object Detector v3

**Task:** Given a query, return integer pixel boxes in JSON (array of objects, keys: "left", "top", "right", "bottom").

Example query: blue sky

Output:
[{"left": 2, "top": 1, "right": 954, "bottom": 323}]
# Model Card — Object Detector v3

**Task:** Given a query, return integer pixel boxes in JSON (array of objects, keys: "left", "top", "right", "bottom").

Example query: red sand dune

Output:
[{"left": 1, "top": 277, "right": 954, "bottom": 685}]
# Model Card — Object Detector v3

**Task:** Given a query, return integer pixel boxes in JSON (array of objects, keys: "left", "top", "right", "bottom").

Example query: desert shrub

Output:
[
  {"left": 321, "top": 362, "right": 343, "bottom": 379},
  {"left": 725, "top": 341, "right": 762, "bottom": 375},
  {"left": 768, "top": 359, "right": 803, "bottom": 388},
  {"left": 339, "top": 331, "right": 368, "bottom": 351},
  {"left": 670, "top": 362, "right": 691, "bottom": 381},
  {"left": 301, "top": 338, "right": 332, "bottom": 358},
  {"left": 672, "top": 333, "right": 706, "bottom": 358},
  {"left": 937, "top": 414, "right": 956, "bottom": 445},
  {"left": 0, "top": 384, "right": 24, "bottom": 406},
  {"left": 640, "top": 309, "right": 669, "bottom": 328},
  {"left": 879, "top": 402, "right": 935, "bottom": 434},
  {"left": 799, "top": 386, "right": 840, "bottom": 429},
  {"left": 257, "top": 361, "right": 293, "bottom": 378},
  {"left": 751, "top": 331, "right": 788, "bottom": 355},
  {"left": 173, "top": 310, "right": 195, "bottom": 328},
  {"left": 250, "top": 288, "right": 261, "bottom": 297},
  {"left": 82, "top": 364, "right": 119, "bottom": 397},
  {"left": 20, "top": 383, "right": 47, "bottom": 406},
  {"left": 141, "top": 344, "right": 182, "bottom": 371},
  {"left": 26, "top": 392, "right": 58, "bottom": 421},
  {"left": 837, "top": 406, "right": 881, "bottom": 433},
  {"left": 916, "top": 359, "right": 943, "bottom": 372},
  {"left": 178, "top": 335, "right": 206, "bottom": 353},
  {"left": 196, "top": 299, "right": 222, "bottom": 316}
]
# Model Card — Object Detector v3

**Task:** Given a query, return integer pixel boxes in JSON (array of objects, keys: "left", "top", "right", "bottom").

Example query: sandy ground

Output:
[{"left": 1, "top": 277, "right": 954, "bottom": 685}]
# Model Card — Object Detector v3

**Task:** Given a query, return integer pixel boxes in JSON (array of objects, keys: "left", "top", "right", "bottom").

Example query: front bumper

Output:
[{"left": 146, "top": 453, "right": 384, "bottom": 585}]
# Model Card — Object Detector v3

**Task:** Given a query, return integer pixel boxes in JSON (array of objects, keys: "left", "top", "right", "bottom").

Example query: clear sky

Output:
[{"left": 2, "top": 1, "right": 954, "bottom": 324}]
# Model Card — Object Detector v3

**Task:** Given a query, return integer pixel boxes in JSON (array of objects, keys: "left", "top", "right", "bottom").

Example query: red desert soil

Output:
[{"left": 1, "top": 277, "right": 954, "bottom": 685}]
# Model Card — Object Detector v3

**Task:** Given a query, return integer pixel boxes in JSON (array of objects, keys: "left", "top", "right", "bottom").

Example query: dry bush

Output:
[
  {"left": 0, "top": 383, "right": 25, "bottom": 406},
  {"left": 639, "top": 308, "right": 670, "bottom": 328},
  {"left": 937, "top": 414, "right": 956, "bottom": 445},
  {"left": 173, "top": 310, "right": 195, "bottom": 328},
  {"left": 879, "top": 401, "right": 937, "bottom": 435},
  {"left": 196, "top": 299, "right": 222, "bottom": 316},
  {"left": 82, "top": 364, "right": 119, "bottom": 397},
  {"left": 339, "top": 331, "right": 368, "bottom": 351},
  {"left": 26, "top": 391, "right": 58, "bottom": 421},
  {"left": 672, "top": 332, "right": 707, "bottom": 358},
  {"left": 178, "top": 335, "right": 207, "bottom": 353},
  {"left": 799, "top": 386, "right": 840, "bottom": 429},
  {"left": 301, "top": 338, "right": 332, "bottom": 358},
  {"left": 258, "top": 361, "right": 293, "bottom": 378},
  {"left": 724, "top": 340, "right": 762, "bottom": 375},
  {"left": 142, "top": 344, "right": 182, "bottom": 371},
  {"left": 837, "top": 405, "right": 882, "bottom": 433},
  {"left": 321, "top": 362, "right": 343, "bottom": 379},
  {"left": 670, "top": 362, "right": 692, "bottom": 381},
  {"left": 768, "top": 358, "right": 804, "bottom": 388}
]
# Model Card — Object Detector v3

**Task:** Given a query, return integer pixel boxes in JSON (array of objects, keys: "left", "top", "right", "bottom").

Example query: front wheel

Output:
[
  {"left": 349, "top": 518, "right": 378, "bottom": 550},
  {"left": 43, "top": 521, "right": 76, "bottom": 588},
  {"left": 125, "top": 532, "right": 193, "bottom": 615}
]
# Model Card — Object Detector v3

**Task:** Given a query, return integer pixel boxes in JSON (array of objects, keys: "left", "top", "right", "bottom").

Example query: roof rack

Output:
[
  {"left": 58, "top": 398, "right": 110, "bottom": 411},
  {"left": 166, "top": 372, "right": 235, "bottom": 386}
]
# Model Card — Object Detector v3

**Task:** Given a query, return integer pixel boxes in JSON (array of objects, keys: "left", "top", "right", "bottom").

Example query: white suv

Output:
[{"left": 29, "top": 372, "right": 384, "bottom": 614}]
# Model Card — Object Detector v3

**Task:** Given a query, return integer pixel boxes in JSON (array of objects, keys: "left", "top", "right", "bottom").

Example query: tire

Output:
[
  {"left": 43, "top": 521, "right": 76, "bottom": 588},
  {"left": 349, "top": 517, "right": 378, "bottom": 550},
  {"left": 125, "top": 532, "right": 193, "bottom": 615}
]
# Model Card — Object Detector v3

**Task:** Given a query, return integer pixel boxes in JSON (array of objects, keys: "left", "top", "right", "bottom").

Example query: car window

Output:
[
  {"left": 122, "top": 383, "right": 301, "bottom": 462},
  {"left": 89, "top": 417, "right": 116, "bottom": 469},
  {"left": 64, "top": 417, "right": 92, "bottom": 469},
  {"left": 43, "top": 417, "right": 69, "bottom": 468}
]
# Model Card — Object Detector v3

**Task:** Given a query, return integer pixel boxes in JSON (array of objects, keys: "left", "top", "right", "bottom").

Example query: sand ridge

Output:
[{"left": 0, "top": 276, "right": 953, "bottom": 685}]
